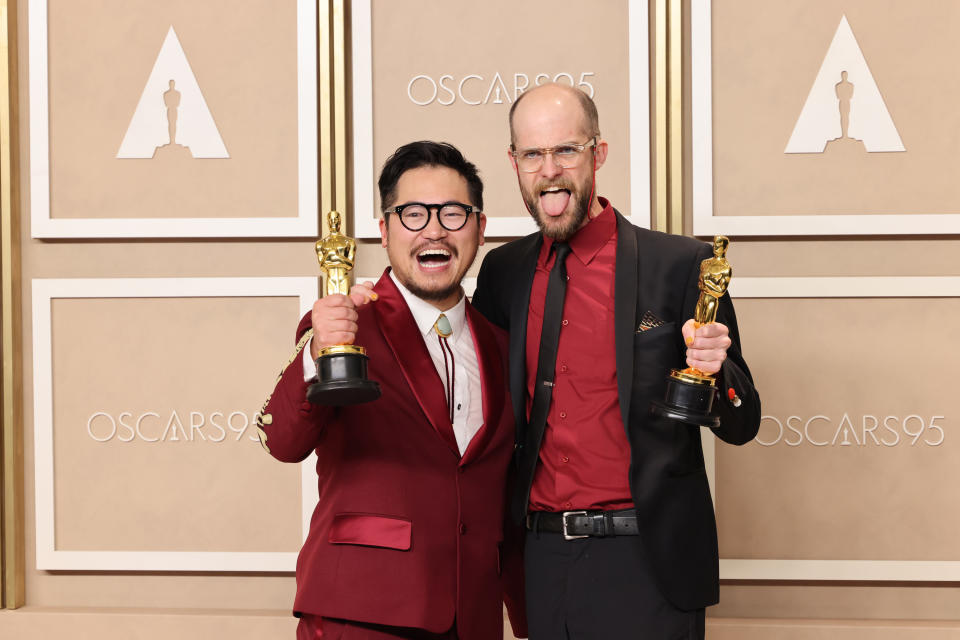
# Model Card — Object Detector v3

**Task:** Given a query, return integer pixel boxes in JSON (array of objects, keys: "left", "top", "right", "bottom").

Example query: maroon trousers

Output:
[{"left": 297, "top": 615, "right": 458, "bottom": 640}]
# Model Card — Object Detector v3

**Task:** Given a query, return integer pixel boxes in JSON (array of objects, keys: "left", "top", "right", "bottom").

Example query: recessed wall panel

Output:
[
  {"left": 692, "top": 0, "right": 960, "bottom": 235},
  {"left": 352, "top": 0, "right": 650, "bottom": 238},
  {"left": 717, "top": 277, "right": 960, "bottom": 580},
  {"left": 33, "top": 277, "right": 318, "bottom": 571},
  {"left": 29, "top": 0, "right": 318, "bottom": 237}
]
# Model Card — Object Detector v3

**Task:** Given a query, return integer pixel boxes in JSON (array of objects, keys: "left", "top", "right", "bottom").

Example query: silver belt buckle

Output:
[{"left": 562, "top": 510, "right": 588, "bottom": 540}]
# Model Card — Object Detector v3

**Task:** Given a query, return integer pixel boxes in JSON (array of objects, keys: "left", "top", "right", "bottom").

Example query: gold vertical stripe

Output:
[
  {"left": 653, "top": 0, "right": 668, "bottom": 232},
  {"left": 331, "top": 0, "right": 347, "bottom": 218},
  {"left": 667, "top": 0, "right": 683, "bottom": 235},
  {"left": 319, "top": 0, "right": 333, "bottom": 233},
  {"left": 0, "top": 0, "right": 24, "bottom": 609}
]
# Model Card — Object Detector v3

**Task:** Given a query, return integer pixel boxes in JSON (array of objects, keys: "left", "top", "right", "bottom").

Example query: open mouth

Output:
[
  {"left": 416, "top": 248, "right": 452, "bottom": 270},
  {"left": 540, "top": 186, "right": 571, "bottom": 217}
]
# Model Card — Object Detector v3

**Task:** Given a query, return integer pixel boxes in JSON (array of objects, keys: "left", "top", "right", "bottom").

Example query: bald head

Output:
[{"left": 509, "top": 83, "right": 600, "bottom": 147}]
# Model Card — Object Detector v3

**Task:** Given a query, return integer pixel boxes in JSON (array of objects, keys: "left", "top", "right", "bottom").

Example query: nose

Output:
[
  {"left": 421, "top": 210, "right": 449, "bottom": 240},
  {"left": 539, "top": 151, "right": 564, "bottom": 179}
]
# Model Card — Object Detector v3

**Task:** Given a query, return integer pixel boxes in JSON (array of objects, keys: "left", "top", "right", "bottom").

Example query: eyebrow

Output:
[{"left": 517, "top": 140, "right": 584, "bottom": 149}]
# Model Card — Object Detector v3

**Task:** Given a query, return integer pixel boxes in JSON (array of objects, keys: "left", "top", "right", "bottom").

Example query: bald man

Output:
[{"left": 471, "top": 84, "right": 761, "bottom": 639}]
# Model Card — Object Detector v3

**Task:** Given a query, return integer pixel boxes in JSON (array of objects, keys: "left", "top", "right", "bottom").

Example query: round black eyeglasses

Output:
[{"left": 383, "top": 202, "right": 479, "bottom": 232}]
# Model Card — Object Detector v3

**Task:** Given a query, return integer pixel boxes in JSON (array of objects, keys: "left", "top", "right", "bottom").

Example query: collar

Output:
[
  {"left": 540, "top": 197, "right": 616, "bottom": 267},
  {"left": 389, "top": 270, "right": 467, "bottom": 341}
]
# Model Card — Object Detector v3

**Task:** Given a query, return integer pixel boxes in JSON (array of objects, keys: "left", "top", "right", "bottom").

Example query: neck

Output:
[
  {"left": 428, "top": 289, "right": 463, "bottom": 312},
  {"left": 588, "top": 196, "right": 604, "bottom": 219},
  {"left": 572, "top": 197, "right": 603, "bottom": 234}
]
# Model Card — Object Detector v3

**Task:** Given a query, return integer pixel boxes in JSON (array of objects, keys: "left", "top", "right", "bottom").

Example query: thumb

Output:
[
  {"left": 348, "top": 282, "right": 378, "bottom": 307},
  {"left": 681, "top": 319, "right": 697, "bottom": 346}
]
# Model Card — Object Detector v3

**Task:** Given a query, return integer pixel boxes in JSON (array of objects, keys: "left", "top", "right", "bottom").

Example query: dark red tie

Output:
[{"left": 527, "top": 242, "right": 572, "bottom": 444}]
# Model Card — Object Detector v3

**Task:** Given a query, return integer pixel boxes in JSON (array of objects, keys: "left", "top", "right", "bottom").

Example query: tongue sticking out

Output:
[{"left": 540, "top": 190, "right": 571, "bottom": 217}]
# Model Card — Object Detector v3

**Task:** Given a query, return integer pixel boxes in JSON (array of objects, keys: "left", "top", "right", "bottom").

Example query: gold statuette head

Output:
[
  {"left": 692, "top": 235, "right": 733, "bottom": 327},
  {"left": 315, "top": 210, "right": 357, "bottom": 297}
]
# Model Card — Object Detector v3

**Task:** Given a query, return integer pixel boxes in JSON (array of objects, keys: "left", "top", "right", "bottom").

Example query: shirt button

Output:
[
  {"left": 561, "top": 456, "right": 569, "bottom": 463},
  {"left": 459, "top": 523, "right": 466, "bottom": 534},
  {"left": 563, "top": 502, "right": 572, "bottom": 509},
  {"left": 562, "top": 319, "right": 569, "bottom": 326},
  {"left": 560, "top": 364, "right": 568, "bottom": 373},
  {"left": 560, "top": 412, "right": 567, "bottom": 419}
]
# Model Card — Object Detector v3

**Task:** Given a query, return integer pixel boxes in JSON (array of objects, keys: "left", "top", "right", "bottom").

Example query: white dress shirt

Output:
[{"left": 303, "top": 272, "right": 484, "bottom": 455}]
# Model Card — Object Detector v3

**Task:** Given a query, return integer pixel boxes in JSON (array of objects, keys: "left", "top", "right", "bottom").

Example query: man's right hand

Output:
[{"left": 310, "top": 281, "right": 377, "bottom": 359}]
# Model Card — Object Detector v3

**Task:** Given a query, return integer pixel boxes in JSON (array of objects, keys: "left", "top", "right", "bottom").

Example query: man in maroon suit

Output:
[{"left": 257, "top": 141, "right": 526, "bottom": 640}]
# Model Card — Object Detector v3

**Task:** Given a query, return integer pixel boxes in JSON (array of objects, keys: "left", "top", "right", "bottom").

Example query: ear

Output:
[
  {"left": 477, "top": 213, "right": 487, "bottom": 246},
  {"left": 507, "top": 147, "right": 518, "bottom": 172},
  {"left": 379, "top": 217, "right": 388, "bottom": 248},
  {"left": 593, "top": 138, "right": 609, "bottom": 171}
]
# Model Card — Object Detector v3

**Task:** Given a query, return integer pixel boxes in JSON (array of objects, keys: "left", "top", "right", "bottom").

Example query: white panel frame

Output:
[
  {"left": 718, "top": 276, "right": 960, "bottom": 580},
  {"left": 691, "top": 0, "right": 960, "bottom": 236},
  {"left": 351, "top": 0, "right": 651, "bottom": 238},
  {"left": 33, "top": 277, "right": 319, "bottom": 571},
  {"left": 28, "top": 0, "right": 319, "bottom": 238}
]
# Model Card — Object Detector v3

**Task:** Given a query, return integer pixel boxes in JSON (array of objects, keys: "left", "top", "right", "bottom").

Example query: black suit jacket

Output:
[{"left": 471, "top": 209, "right": 761, "bottom": 611}]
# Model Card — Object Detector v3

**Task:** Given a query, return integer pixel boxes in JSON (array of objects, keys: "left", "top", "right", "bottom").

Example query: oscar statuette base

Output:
[
  {"left": 307, "top": 344, "right": 382, "bottom": 406},
  {"left": 650, "top": 369, "right": 720, "bottom": 428}
]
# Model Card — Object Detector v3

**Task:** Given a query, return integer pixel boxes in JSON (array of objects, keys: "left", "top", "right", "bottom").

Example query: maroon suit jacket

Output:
[{"left": 261, "top": 270, "right": 526, "bottom": 639}]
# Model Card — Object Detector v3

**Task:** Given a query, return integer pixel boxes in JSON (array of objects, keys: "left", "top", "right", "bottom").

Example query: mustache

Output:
[
  {"left": 534, "top": 178, "right": 577, "bottom": 193},
  {"left": 409, "top": 241, "right": 458, "bottom": 258}
]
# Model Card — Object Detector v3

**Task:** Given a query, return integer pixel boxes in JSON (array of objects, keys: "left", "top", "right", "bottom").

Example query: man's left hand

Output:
[{"left": 681, "top": 319, "right": 731, "bottom": 374}]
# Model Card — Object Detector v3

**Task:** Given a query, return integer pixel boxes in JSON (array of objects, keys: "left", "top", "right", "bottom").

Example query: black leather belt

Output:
[{"left": 526, "top": 509, "right": 639, "bottom": 540}]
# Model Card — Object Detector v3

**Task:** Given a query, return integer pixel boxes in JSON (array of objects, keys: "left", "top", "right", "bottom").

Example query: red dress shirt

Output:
[{"left": 525, "top": 199, "right": 635, "bottom": 512}]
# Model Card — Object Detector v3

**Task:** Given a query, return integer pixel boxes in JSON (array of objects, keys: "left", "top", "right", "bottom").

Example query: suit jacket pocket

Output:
[
  {"left": 634, "top": 320, "right": 675, "bottom": 342},
  {"left": 633, "top": 321, "right": 680, "bottom": 390},
  {"left": 328, "top": 513, "right": 412, "bottom": 551}
]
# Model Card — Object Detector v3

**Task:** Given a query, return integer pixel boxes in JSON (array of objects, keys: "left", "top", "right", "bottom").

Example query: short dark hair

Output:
[
  {"left": 509, "top": 85, "right": 600, "bottom": 146},
  {"left": 378, "top": 141, "right": 484, "bottom": 222}
]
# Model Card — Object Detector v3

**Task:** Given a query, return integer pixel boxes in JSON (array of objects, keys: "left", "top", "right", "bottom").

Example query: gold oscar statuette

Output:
[
  {"left": 650, "top": 236, "right": 732, "bottom": 428},
  {"left": 306, "top": 211, "right": 382, "bottom": 405}
]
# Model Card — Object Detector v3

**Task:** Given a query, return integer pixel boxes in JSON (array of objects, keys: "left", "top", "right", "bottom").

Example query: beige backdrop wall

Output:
[
  {"left": 5, "top": 0, "right": 960, "bottom": 638},
  {"left": 2, "top": 0, "right": 324, "bottom": 636},
  {"left": 687, "top": 0, "right": 960, "bottom": 635},
  {"left": 350, "top": 0, "right": 647, "bottom": 241},
  {"left": 4, "top": 0, "right": 648, "bottom": 637}
]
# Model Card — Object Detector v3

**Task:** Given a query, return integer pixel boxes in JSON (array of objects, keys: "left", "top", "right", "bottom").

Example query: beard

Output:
[
  {"left": 404, "top": 280, "right": 462, "bottom": 304},
  {"left": 522, "top": 175, "right": 592, "bottom": 241},
  {"left": 394, "top": 240, "right": 470, "bottom": 304}
]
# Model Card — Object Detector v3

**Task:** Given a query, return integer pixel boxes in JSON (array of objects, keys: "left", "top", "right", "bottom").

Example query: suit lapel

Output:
[
  {"left": 374, "top": 271, "right": 459, "bottom": 455},
  {"left": 460, "top": 303, "right": 505, "bottom": 465},
  {"left": 613, "top": 210, "right": 638, "bottom": 428},
  {"left": 508, "top": 234, "right": 542, "bottom": 429}
]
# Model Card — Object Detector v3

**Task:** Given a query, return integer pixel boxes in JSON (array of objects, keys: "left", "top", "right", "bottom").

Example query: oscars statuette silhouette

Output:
[
  {"left": 306, "top": 211, "right": 382, "bottom": 405},
  {"left": 651, "top": 236, "right": 733, "bottom": 428}
]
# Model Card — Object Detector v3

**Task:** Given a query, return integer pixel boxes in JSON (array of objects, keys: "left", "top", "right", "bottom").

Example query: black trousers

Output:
[{"left": 524, "top": 529, "right": 705, "bottom": 640}]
